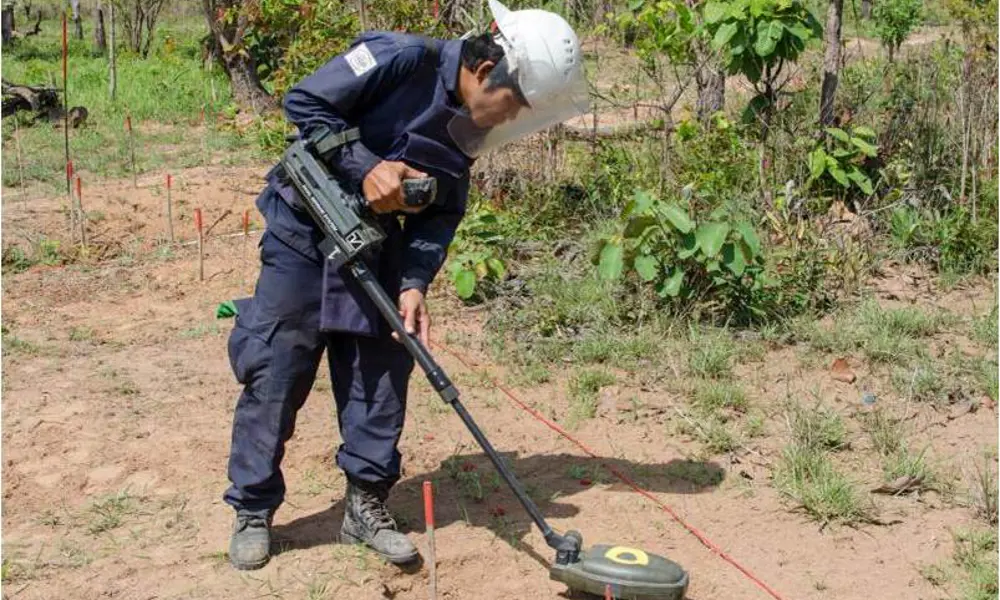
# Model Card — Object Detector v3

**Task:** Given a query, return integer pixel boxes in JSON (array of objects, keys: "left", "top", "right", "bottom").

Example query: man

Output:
[{"left": 223, "top": 0, "right": 588, "bottom": 571}]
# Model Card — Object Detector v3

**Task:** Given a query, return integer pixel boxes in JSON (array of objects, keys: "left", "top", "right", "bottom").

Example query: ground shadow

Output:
[{"left": 272, "top": 451, "right": 724, "bottom": 570}]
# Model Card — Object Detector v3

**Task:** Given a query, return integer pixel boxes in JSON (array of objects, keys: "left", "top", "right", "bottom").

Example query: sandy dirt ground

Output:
[{"left": 1, "top": 159, "right": 996, "bottom": 600}]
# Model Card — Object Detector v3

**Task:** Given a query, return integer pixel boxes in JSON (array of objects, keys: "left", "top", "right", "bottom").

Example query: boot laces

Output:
[
  {"left": 358, "top": 489, "right": 395, "bottom": 530},
  {"left": 237, "top": 512, "right": 269, "bottom": 531}
]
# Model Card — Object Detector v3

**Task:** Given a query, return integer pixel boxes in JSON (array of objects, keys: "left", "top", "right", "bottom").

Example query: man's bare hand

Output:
[
  {"left": 362, "top": 161, "right": 428, "bottom": 214},
  {"left": 394, "top": 288, "right": 430, "bottom": 346}
]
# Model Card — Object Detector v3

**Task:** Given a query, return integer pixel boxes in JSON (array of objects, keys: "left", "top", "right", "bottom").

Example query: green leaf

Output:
[
  {"left": 735, "top": 221, "right": 761, "bottom": 256},
  {"left": 623, "top": 215, "right": 658, "bottom": 239},
  {"left": 703, "top": 1, "right": 727, "bottom": 24},
  {"left": 847, "top": 168, "right": 874, "bottom": 195},
  {"left": 661, "top": 203, "right": 695, "bottom": 233},
  {"left": 742, "top": 93, "right": 771, "bottom": 125},
  {"left": 722, "top": 242, "right": 747, "bottom": 276},
  {"left": 786, "top": 23, "right": 811, "bottom": 41},
  {"left": 486, "top": 257, "right": 506, "bottom": 280},
  {"left": 825, "top": 127, "right": 851, "bottom": 143},
  {"left": 712, "top": 22, "right": 739, "bottom": 50},
  {"left": 624, "top": 189, "right": 655, "bottom": 217},
  {"left": 634, "top": 255, "right": 659, "bottom": 282},
  {"left": 850, "top": 137, "right": 878, "bottom": 157},
  {"left": 658, "top": 267, "right": 684, "bottom": 297},
  {"left": 678, "top": 232, "right": 699, "bottom": 259},
  {"left": 695, "top": 222, "right": 730, "bottom": 258},
  {"left": 628, "top": 0, "right": 645, "bottom": 10},
  {"left": 749, "top": 0, "right": 769, "bottom": 17},
  {"left": 454, "top": 270, "right": 477, "bottom": 299},
  {"left": 826, "top": 158, "right": 849, "bottom": 187},
  {"left": 755, "top": 20, "right": 783, "bottom": 56},
  {"left": 742, "top": 56, "right": 762, "bottom": 83},
  {"left": 852, "top": 125, "right": 877, "bottom": 139},
  {"left": 808, "top": 147, "right": 828, "bottom": 180},
  {"left": 598, "top": 242, "right": 624, "bottom": 280}
]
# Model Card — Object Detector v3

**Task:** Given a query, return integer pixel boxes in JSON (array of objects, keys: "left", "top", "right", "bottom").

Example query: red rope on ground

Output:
[{"left": 432, "top": 341, "right": 789, "bottom": 600}]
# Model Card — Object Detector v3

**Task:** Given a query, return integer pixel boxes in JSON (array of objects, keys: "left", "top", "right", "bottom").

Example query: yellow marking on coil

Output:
[{"left": 604, "top": 546, "right": 649, "bottom": 566}]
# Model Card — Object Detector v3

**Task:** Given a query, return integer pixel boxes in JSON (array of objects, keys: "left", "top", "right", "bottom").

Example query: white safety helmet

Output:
[{"left": 447, "top": 0, "right": 589, "bottom": 158}]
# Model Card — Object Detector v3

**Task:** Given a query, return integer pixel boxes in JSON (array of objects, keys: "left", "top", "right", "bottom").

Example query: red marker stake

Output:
[
  {"left": 605, "top": 583, "right": 613, "bottom": 599},
  {"left": 242, "top": 209, "right": 249, "bottom": 237},
  {"left": 195, "top": 208, "right": 204, "bottom": 281},
  {"left": 62, "top": 10, "right": 70, "bottom": 198},
  {"left": 423, "top": 481, "right": 437, "bottom": 600},
  {"left": 76, "top": 176, "right": 87, "bottom": 248},
  {"left": 67, "top": 160, "right": 76, "bottom": 240},
  {"left": 166, "top": 174, "right": 175, "bottom": 242},
  {"left": 126, "top": 114, "right": 136, "bottom": 188}
]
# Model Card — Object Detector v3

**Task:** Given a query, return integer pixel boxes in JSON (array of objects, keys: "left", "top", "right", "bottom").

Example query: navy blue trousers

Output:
[{"left": 223, "top": 231, "right": 414, "bottom": 512}]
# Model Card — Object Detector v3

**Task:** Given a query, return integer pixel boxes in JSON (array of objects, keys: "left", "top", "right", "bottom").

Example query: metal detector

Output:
[{"left": 278, "top": 129, "right": 690, "bottom": 600}]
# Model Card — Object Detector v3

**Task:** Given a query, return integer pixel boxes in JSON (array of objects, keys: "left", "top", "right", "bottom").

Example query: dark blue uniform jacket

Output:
[{"left": 259, "top": 31, "right": 473, "bottom": 336}]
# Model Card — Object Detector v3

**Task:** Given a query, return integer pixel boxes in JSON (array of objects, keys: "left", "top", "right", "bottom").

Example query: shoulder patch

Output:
[{"left": 344, "top": 43, "right": 378, "bottom": 77}]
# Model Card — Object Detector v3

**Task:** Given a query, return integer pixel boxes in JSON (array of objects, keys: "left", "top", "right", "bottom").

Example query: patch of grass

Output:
[
  {"left": 567, "top": 368, "right": 616, "bottom": 425},
  {"left": 882, "top": 446, "right": 933, "bottom": 484},
  {"left": 572, "top": 330, "right": 659, "bottom": 370},
  {"left": 788, "top": 403, "right": 848, "bottom": 452},
  {"left": 306, "top": 578, "right": 331, "bottom": 600},
  {"left": 891, "top": 361, "right": 944, "bottom": 402},
  {"left": 977, "top": 358, "right": 998, "bottom": 402},
  {"left": 860, "top": 409, "right": 904, "bottom": 457},
  {"left": 687, "top": 327, "right": 735, "bottom": 379},
  {"left": 1, "top": 325, "right": 40, "bottom": 355},
  {"left": 68, "top": 326, "right": 95, "bottom": 342},
  {"left": 180, "top": 323, "right": 222, "bottom": 339},
  {"left": 952, "top": 529, "right": 999, "bottom": 600},
  {"left": 87, "top": 490, "right": 138, "bottom": 534},
  {"left": 2, "top": 15, "right": 263, "bottom": 192},
  {"left": 693, "top": 381, "right": 748, "bottom": 413},
  {"left": 970, "top": 454, "right": 998, "bottom": 525},
  {"left": 800, "top": 300, "right": 947, "bottom": 366},
  {"left": 971, "top": 306, "right": 998, "bottom": 348},
  {"left": 660, "top": 459, "right": 725, "bottom": 487},
  {"left": 774, "top": 443, "right": 867, "bottom": 524},
  {"left": 510, "top": 362, "right": 551, "bottom": 386},
  {"left": 673, "top": 410, "right": 740, "bottom": 456}
]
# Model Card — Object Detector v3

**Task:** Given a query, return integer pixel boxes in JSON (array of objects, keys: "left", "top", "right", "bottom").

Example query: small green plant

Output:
[
  {"left": 446, "top": 206, "right": 509, "bottom": 301},
  {"left": 595, "top": 189, "right": 768, "bottom": 321},
  {"left": 2, "top": 245, "right": 33, "bottom": 273},
  {"left": 882, "top": 445, "right": 932, "bottom": 484},
  {"left": 774, "top": 443, "right": 867, "bottom": 524},
  {"left": 970, "top": 454, "right": 998, "bottom": 525},
  {"left": 891, "top": 361, "right": 944, "bottom": 402},
  {"left": 703, "top": 0, "right": 822, "bottom": 127},
  {"left": 788, "top": 402, "right": 847, "bottom": 452},
  {"left": 88, "top": 491, "right": 137, "bottom": 534},
  {"left": 69, "top": 327, "right": 95, "bottom": 342},
  {"left": 872, "top": 0, "right": 923, "bottom": 61},
  {"left": 860, "top": 409, "right": 904, "bottom": 457},
  {"left": 567, "top": 369, "right": 616, "bottom": 425},
  {"left": 807, "top": 127, "right": 878, "bottom": 198},
  {"left": 952, "top": 529, "right": 999, "bottom": 600},
  {"left": 686, "top": 327, "right": 736, "bottom": 379},
  {"left": 693, "top": 380, "right": 748, "bottom": 412}
]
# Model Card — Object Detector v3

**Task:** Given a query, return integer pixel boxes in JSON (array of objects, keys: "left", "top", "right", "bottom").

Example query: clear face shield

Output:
[{"left": 447, "top": 33, "right": 589, "bottom": 158}]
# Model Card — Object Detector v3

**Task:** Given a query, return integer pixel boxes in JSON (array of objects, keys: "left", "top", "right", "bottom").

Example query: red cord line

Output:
[{"left": 432, "top": 341, "right": 789, "bottom": 600}]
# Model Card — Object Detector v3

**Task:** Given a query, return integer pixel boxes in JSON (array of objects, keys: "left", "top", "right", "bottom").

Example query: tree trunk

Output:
[
  {"left": 820, "top": 0, "right": 843, "bottom": 126},
  {"left": 94, "top": 2, "right": 107, "bottom": 53},
  {"left": 695, "top": 57, "right": 726, "bottom": 123},
  {"left": 202, "top": 0, "right": 276, "bottom": 114},
  {"left": 71, "top": 0, "right": 83, "bottom": 39},
  {"left": 2, "top": 6, "right": 13, "bottom": 44},
  {"left": 109, "top": 1, "right": 116, "bottom": 100},
  {"left": 23, "top": 0, "right": 30, "bottom": 19},
  {"left": 861, "top": 0, "right": 872, "bottom": 19}
]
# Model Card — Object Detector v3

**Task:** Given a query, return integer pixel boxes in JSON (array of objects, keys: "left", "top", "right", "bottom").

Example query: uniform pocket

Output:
[{"left": 227, "top": 301, "right": 280, "bottom": 385}]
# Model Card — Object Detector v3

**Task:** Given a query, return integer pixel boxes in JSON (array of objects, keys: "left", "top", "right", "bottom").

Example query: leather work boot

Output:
[
  {"left": 340, "top": 478, "right": 419, "bottom": 564},
  {"left": 229, "top": 508, "right": 273, "bottom": 570}
]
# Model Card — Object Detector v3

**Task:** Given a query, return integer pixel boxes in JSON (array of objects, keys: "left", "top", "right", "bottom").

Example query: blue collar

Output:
[{"left": 438, "top": 39, "right": 463, "bottom": 104}]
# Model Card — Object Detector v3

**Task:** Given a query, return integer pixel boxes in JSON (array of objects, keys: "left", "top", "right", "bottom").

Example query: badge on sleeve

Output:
[{"left": 345, "top": 43, "right": 378, "bottom": 77}]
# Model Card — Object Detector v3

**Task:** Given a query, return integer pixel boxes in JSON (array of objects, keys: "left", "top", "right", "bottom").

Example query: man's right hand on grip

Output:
[{"left": 362, "top": 161, "right": 429, "bottom": 214}]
